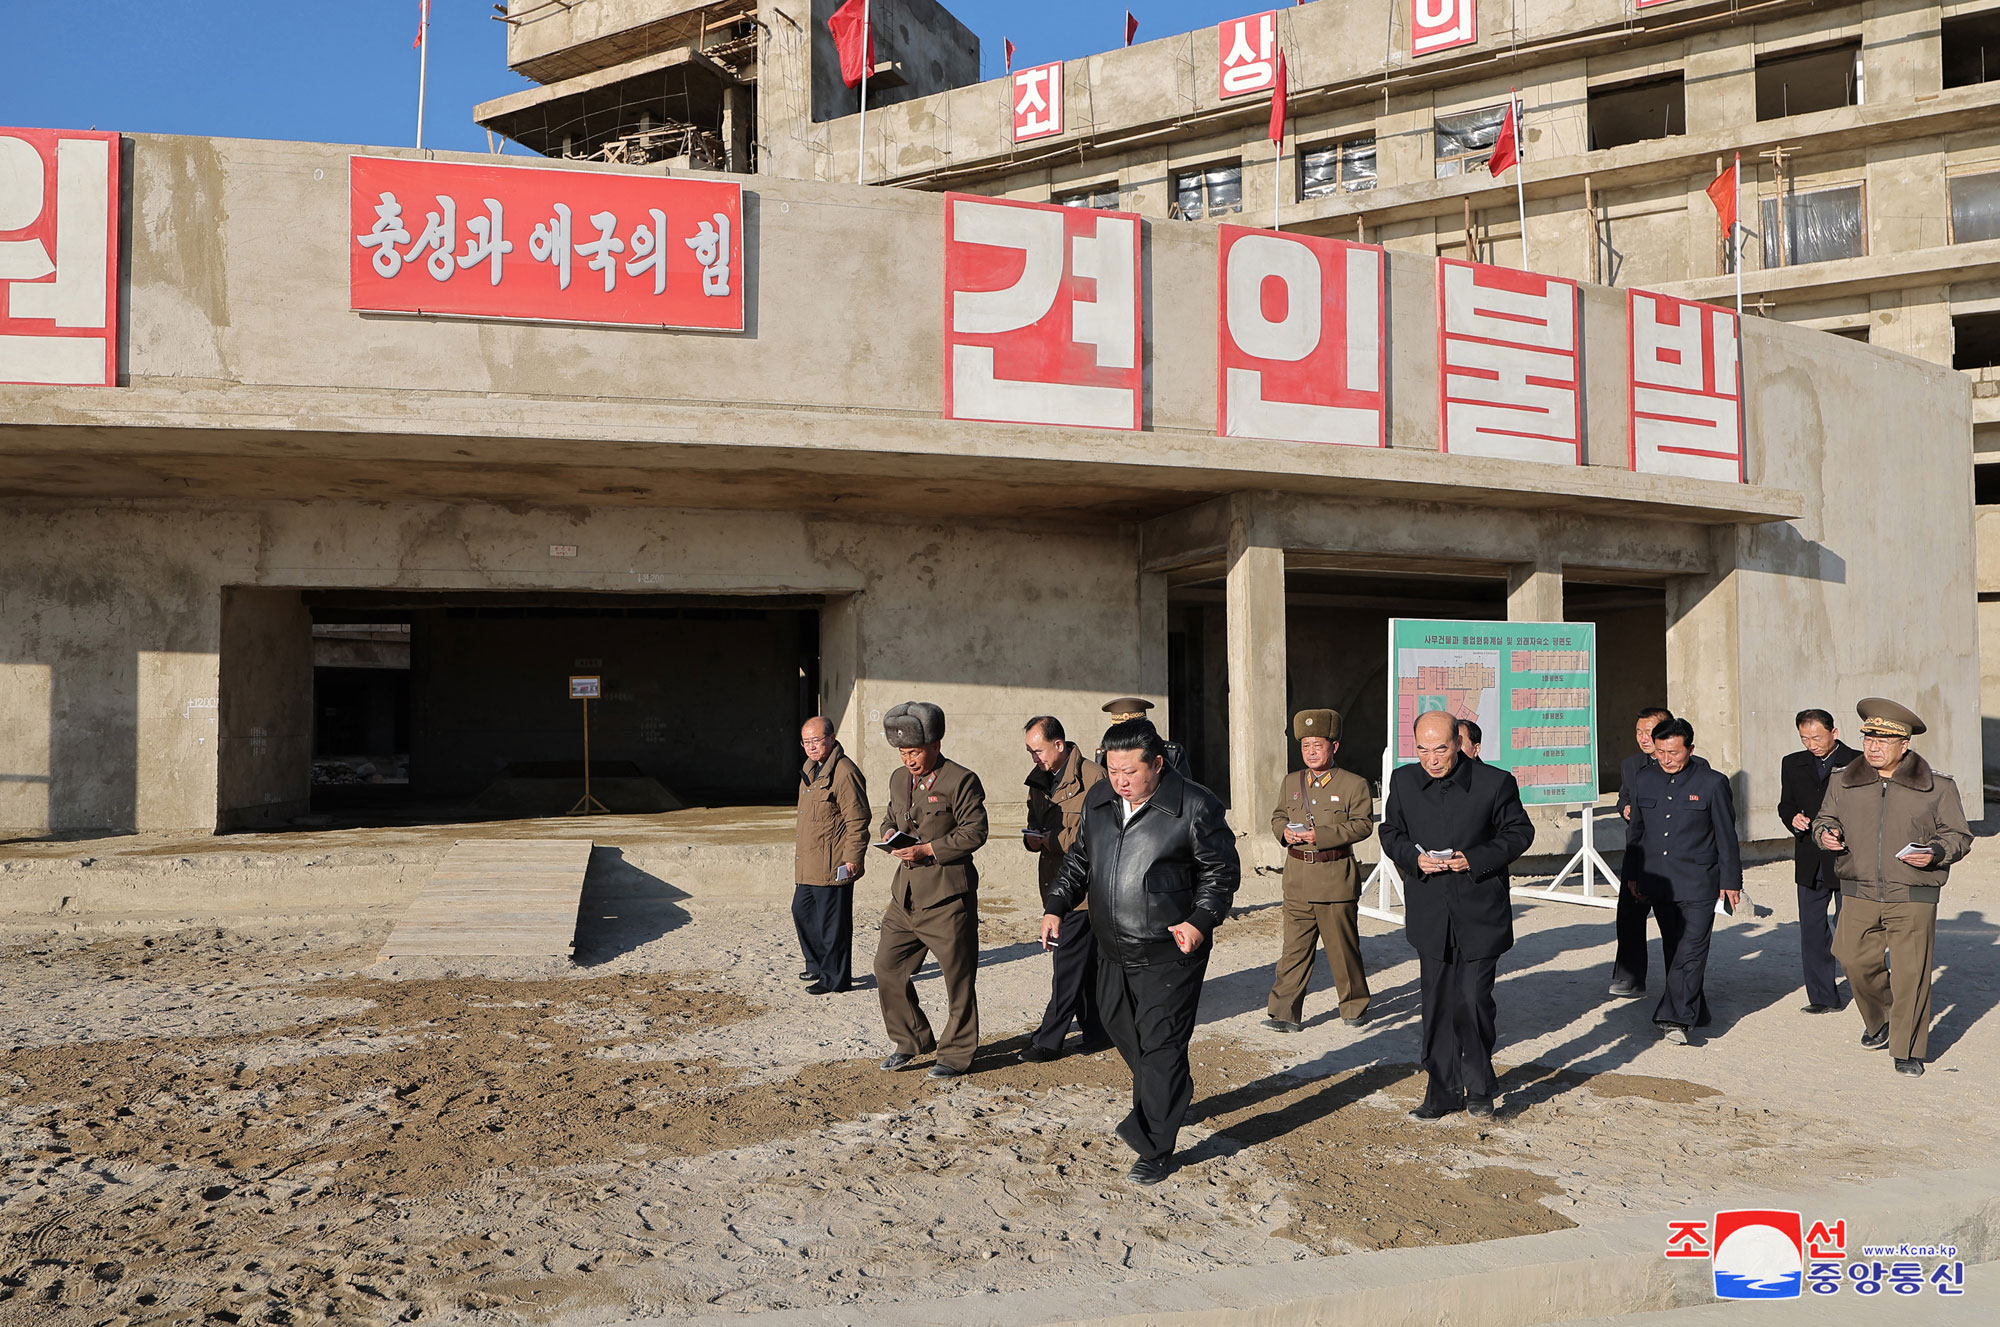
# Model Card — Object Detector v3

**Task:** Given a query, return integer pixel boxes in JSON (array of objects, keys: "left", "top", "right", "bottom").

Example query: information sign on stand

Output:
[
  {"left": 1359, "top": 618, "right": 1615, "bottom": 921},
  {"left": 568, "top": 676, "right": 607, "bottom": 816}
]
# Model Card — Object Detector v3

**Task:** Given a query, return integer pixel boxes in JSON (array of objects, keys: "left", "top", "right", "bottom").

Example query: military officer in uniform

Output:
[
  {"left": 1021, "top": 715, "right": 1110, "bottom": 1061},
  {"left": 1096, "top": 697, "right": 1190, "bottom": 778},
  {"left": 873, "top": 702, "right": 990, "bottom": 1080},
  {"left": 793, "top": 716, "right": 870, "bottom": 994},
  {"left": 1264, "top": 708, "right": 1374, "bottom": 1032},
  {"left": 1813, "top": 699, "right": 1972, "bottom": 1077}
]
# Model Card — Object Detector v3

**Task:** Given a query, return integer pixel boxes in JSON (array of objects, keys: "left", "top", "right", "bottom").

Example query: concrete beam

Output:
[
  {"left": 1225, "top": 501, "right": 1288, "bottom": 862},
  {"left": 1507, "top": 558, "right": 1565, "bottom": 623}
]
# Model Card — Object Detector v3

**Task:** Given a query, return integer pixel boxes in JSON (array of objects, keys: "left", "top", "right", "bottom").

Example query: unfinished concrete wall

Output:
[{"left": 216, "top": 587, "right": 313, "bottom": 829}]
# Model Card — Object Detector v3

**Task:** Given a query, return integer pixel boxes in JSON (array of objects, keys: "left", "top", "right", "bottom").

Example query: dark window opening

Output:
[
  {"left": 1755, "top": 42, "right": 1862, "bottom": 121},
  {"left": 1587, "top": 75, "right": 1687, "bottom": 151},
  {"left": 1300, "top": 136, "right": 1377, "bottom": 199},
  {"left": 1828, "top": 325, "right": 1871, "bottom": 343},
  {"left": 1056, "top": 183, "right": 1120, "bottom": 209},
  {"left": 1436, "top": 105, "right": 1507, "bottom": 178},
  {"left": 1760, "top": 185, "right": 1866, "bottom": 266},
  {"left": 1943, "top": 11, "right": 2000, "bottom": 89},
  {"left": 1173, "top": 162, "right": 1244, "bottom": 220},
  {"left": 1976, "top": 460, "right": 2000, "bottom": 506},
  {"left": 1956, "top": 310, "right": 2000, "bottom": 370},
  {"left": 1950, "top": 171, "right": 2000, "bottom": 245}
]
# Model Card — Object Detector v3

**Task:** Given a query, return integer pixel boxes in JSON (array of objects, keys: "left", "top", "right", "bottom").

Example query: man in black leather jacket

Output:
[{"left": 1041, "top": 719, "right": 1240, "bottom": 1186}]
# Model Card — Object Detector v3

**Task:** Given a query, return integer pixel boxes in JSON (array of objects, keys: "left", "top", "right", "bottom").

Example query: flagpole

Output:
[
  {"left": 1513, "top": 90, "right": 1529, "bottom": 270},
  {"left": 857, "top": 0, "right": 870, "bottom": 184},
  {"left": 415, "top": 0, "right": 431, "bottom": 150},
  {"left": 1733, "top": 152, "right": 1743, "bottom": 314}
]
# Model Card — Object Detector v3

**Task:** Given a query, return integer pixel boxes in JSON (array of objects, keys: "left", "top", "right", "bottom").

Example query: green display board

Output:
[{"left": 1388, "top": 619, "right": 1598, "bottom": 807}]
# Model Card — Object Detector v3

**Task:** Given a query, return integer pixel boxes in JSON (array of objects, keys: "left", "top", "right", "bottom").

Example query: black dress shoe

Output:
[
  {"left": 1262, "top": 1017, "right": 1302, "bottom": 1033},
  {"left": 1408, "top": 1098, "right": 1462, "bottom": 1120},
  {"left": 806, "top": 982, "right": 850, "bottom": 995},
  {"left": 1608, "top": 981, "right": 1644, "bottom": 997},
  {"left": 1466, "top": 1095, "right": 1496, "bottom": 1118},
  {"left": 799, "top": 970, "right": 816, "bottom": 981},
  {"left": 1801, "top": 1002, "right": 1840, "bottom": 1014},
  {"left": 1128, "top": 1156, "right": 1172, "bottom": 1185},
  {"left": 1342, "top": 1012, "right": 1367, "bottom": 1027},
  {"left": 1019, "top": 1044, "right": 1062, "bottom": 1063},
  {"left": 1861, "top": 1024, "right": 1890, "bottom": 1050},
  {"left": 1894, "top": 1057, "right": 1925, "bottom": 1076},
  {"left": 927, "top": 1062, "right": 966, "bottom": 1080},
  {"left": 880, "top": 1052, "right": 917, "bottom": 1071}
]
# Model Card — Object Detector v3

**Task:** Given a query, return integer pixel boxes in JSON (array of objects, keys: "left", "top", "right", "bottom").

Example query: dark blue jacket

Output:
[
  {"left": 1621, "top": 755, "right": 1742, "bottom": 902},
  {"left": 1616, "top": 751, "right": 1656, "bottom": 817}
]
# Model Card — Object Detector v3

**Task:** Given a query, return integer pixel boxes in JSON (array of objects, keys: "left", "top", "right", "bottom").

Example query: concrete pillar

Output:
[
  {"left": 1226, "top": 506, "right": 1288, "bottom": 859},
  {"left": 723, "top": 85, "right": 753, "bottom": 173},
  {"left": 1665, "top": 529, "right": 1744, "bottom": 783},
  {"left": 1507, "top": 557, "right": 1564, "bottom": 622},
  {"left": 216, "top": 586, "right": 313, "bottom": 831},
  {"left": 1138, "top": 569, "right": 1171, "bottom": 737}
]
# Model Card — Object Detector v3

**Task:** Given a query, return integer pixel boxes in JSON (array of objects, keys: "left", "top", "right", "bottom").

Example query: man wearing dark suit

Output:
[
  {"left": 1621, "top": 717, "right": 1742, "bottom": 1044},
  {"left": 1378, "top": 710, "right": 1535, "bottom": 1120},
  {"left": 1609, "top": 706, "right": 1674, "bottom": 998},
  {"left": 1778, "top": 708, "right": 1858, "bottom": 1014}
]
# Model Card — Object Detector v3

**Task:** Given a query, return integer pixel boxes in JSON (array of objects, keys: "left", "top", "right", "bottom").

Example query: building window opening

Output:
[
  {"left": 1300, "top": 136, "right": 1377, "bottom": 199},
  {"left": 1977, "top": 461, "right": 2000, "bottom": 506},
  {"left": 1435, "top": 105, "right": 1507, "bottom": 178},
  {"left": 1950, "top": 171, "right": 2000, "bottom": 245},
  {"left": 1173, "top": 162, "right": 1244, "bottom": 220},
  {"left": 1943, "top": 11, "right": 2000, "bottom": 89},
  {"left": 1827, "top": 325, "right": 1871, "bottom": 343},
  {"left": 1955, "top": 310, "right": 2000, "bottom": 370},
  {"left": 1587, "top": 75, "right": 1686, "bottom": 151},
  {"left": 1760, "top": 184, "right": 1866, "bottom": 266},
  {"left": 1755, "top": 42, "right": 1863, "bottom": 120},
  {"left": 1056, "top": 183, "right": 1120, "bottom": 209}
]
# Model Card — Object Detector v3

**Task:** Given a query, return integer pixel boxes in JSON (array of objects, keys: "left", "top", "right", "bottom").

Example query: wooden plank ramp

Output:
[{"left": 378, "top": 839, "right": 594, "bottom": 959}]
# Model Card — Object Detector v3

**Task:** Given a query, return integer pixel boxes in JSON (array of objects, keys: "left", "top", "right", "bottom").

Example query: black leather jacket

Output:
[{"left": 1044, "top": 770, "right": 1241, "bottom": 966}]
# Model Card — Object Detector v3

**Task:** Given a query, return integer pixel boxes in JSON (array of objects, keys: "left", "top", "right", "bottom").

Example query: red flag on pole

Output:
[
  {"left": 1705, "top": 158, "right": 1738, "bottom": 235},
  {"left": 1125, "top": 11, "right": 1139, "bottom": 45},
  {"left": 1004, "top": 37, "right": 1016, "bottom": 72},
  {"left": 828, "top": 0, "right": 874, "bottom": 89},
  {"left": 412, "top": 0, "right": 428, "bottom": 49},
  {"left": 1486, "top": 96, "right": 1518, "bottom": 177},
  {"left": 1268, "top": 48, "right": 1287, "bottom": 144}
]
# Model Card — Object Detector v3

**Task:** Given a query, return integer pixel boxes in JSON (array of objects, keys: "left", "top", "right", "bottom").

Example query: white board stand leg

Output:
[
  {"left": 1358, "top": 854, "right": 1405, "bottom": 925},
  {"left": 1512, "top": 802, "right": 1620, "bottom": 909}
]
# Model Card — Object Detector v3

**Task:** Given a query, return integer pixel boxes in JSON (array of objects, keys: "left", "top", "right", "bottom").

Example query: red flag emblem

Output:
[
  {"left": 827, "top": 0, "right": 875, "bottom": 89},
  {"left": 1486, "top": 97, "right": 1518, "bottom": 177}
]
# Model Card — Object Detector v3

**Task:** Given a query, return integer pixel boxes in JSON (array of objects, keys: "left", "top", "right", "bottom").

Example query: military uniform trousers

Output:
[
  {"left": 1097, "top": 950, "right": 1209, "bottom": 1160},
  {"left": 1647, "top": 896, "right": 1716, "bottom": 1031},
  {"left": 874, "top": 890, "right": 980, "bottom": 1071},
  {"left": 1267, "top": 897, "right": 1370, "bottom": 1023},
  {"left": 792, "top": 883, "right": 855, "bottom": 991},
  {"left": 1835, "top": 897, "right": 1936, "bottom": 1061},
  {"left": 1418, "top": 927, "right": 1499, "bottom": 1106},
  {"left": 1031, "top": 908, "right": 1106, "bottom": 1051},
  {"left": 1798, "top": 876, "right": 1843, "bottom": 1009}
]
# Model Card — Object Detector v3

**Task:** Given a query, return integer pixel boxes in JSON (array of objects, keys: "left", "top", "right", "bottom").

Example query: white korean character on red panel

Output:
[
  {"left": 945, "top": 194, "right": 1140, "bottom": 431},
  {"left": 1218, "top": 227, "right": 1384, "bottom": 447},
  {"left": 1411, "top": 0, "right": 1477, "bottom": 56},
  {"left": 1218, "top": 12, "right": 1278, "bottom": 97},
  {"left": 0, "top": 128, "right": 119, "bottom": 387},
  {"left": 1012, "top": 62, "right": 1064, "bottom": 143},
  {"left": 1437, "top": 259, "right": 1581, "bottom": 465},
  {"left": 1629, "top": 289, "right": 1742, "bottom": 482}
]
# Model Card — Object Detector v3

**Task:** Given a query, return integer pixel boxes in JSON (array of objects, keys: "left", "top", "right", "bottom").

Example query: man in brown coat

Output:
[
  {"left": 793, "top": 716, "right": 870, "bottom": 994},
  {"left": 874, "top": 701, "right": 990, "bottom": 1080},
  {"left": 1264, "top": 708, "right": 1375, "bottom": 1032},
  {"left": 1812, "top": 698, "right": 1972, "bottom": 1077},
  {"left": 1021, "top": 715, "right": 1109, "bottom": 1062}
]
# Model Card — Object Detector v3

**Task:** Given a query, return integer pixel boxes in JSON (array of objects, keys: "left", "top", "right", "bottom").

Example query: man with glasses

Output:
[
  {"left": 1812, "top": 699, "right": 1972, "bottom": 1078},
  {"left": 793, "top": 716, "right": 871, "bottom": 994}
]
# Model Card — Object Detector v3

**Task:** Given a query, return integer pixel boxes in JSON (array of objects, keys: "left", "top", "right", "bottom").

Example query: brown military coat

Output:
[
  {"left": 880, "top": 758, "right": 990, "bottom": 909},
  {"left": 794, "top": 742, "right": 871, "bottom": 887},
  {"left": 1811, "top": 750, "right": 1972, "bottom": 905},
  {"left": 1026, "top": 744, "right": 1106, "bottom": 899},
  {"left": 1270, "top": 765, "right": 1375, "bottom": 903}
]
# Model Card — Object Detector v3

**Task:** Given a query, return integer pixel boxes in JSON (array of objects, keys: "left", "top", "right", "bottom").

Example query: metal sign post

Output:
[
  {"left": 1512, "top": 801, "right": 1620, "bottom": 909},
  {"left": 568, "top": 675, "right": 608, "bottom": 815}
]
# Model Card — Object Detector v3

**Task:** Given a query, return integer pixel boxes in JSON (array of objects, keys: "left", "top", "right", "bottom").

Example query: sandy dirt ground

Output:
[{"left": 3, "top": 826, "right": 1998, "bottom": 1326}]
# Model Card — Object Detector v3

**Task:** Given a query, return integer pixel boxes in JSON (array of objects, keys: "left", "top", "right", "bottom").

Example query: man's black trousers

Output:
[
  {"left": 1418, "top": 945, "right": 1499, "bottom": 1105},
  {"left": 1798, "top": 881, "right": 1841, "bottom": 1008},
  {"left": 791, "top": 883, "right": 854, "bottom": 991},
  {"left": 1096, "top": 948, "right": 1208, "bottom": 1160},
  {"left": 1611, "top": 885, "right": 1652, "bottom": 989},
  {"left": 1031, "top": 908, "right": 1106, "bottom": 1051},
  {"left": 1651, "top": 897, "right": 1716, "bottom": 1030}
]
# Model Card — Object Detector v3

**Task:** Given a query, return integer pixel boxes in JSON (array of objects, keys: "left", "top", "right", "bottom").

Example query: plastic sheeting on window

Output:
[
  {"left": 1300, "top": 137, "right": 1377, "bottom": 199},
  {"left": 1435, "top": 105, "right": 1506, "bottom": 179},
  {"left": 1760, "top": 186, "right": 1865, "bottom": 267},
  {"left": 1174, "top": 164, "right": 1243, "bottom": 220},
  {"left": 1057, "top": 186, "right": 1119, "bottom": 210},
  {"left": 1951, "top": 172, "right": 2000, "bottom": 245}
]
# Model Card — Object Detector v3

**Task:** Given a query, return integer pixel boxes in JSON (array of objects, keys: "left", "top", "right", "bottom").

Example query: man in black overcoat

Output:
[
  {"left": 1378, "top": 710, "right": 1535, "bottom": 1120},
  {"left": 1778, "top": 708, "right": 1858, "bottom": 1013}
]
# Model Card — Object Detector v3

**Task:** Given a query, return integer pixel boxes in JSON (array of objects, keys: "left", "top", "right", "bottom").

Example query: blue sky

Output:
[{"left": 0, "top": 1, "right": 1282, "bottom": 154}]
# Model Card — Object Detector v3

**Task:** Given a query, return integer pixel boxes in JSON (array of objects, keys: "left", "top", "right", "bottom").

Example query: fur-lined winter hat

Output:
[{"left": 883, "top": 701, "right": 946, "bottom": 748}]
